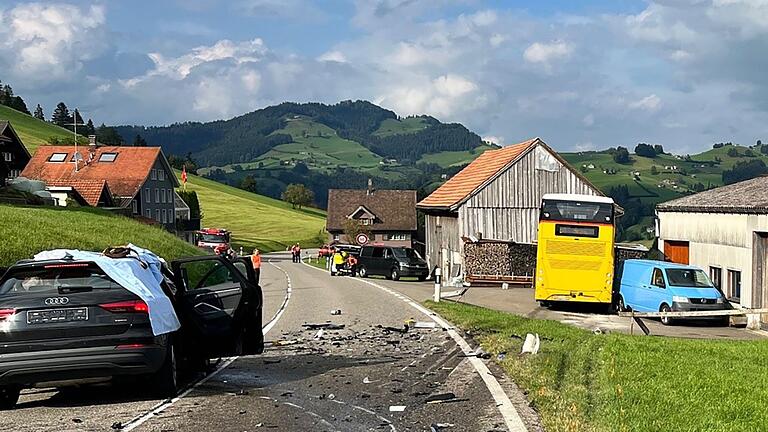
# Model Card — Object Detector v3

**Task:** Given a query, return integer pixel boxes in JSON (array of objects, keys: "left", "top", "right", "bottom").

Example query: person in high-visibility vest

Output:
[
  {"left": 331, "top": 250, "right": 345, "bottom": 276},
  {"left": 251, "top": 249, "right": 261, "bottom": 284}
]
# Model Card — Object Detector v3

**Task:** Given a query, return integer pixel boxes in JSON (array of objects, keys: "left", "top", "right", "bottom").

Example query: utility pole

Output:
[{"left": 66, "top": 108, "right": 86, "bottom": 172}]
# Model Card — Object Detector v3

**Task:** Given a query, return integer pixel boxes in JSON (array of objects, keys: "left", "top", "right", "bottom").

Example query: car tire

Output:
[
  {"left": 152, "top": 342, "right": 178, "bottom": 398},
  {"left": 0, "top": 386, "right": 20, "bottom": 410},
  {"left": 391, "top": 268, "right": 401, "bottom": 281},
  {"left": 418, "top": 275, "right": 427, "bottom": 282},
  {"left": 660, "top": 304, "right": 675, "bottom": 326},
  {"left": 358, "top": 266, "right": 368, "bottom": 278}
]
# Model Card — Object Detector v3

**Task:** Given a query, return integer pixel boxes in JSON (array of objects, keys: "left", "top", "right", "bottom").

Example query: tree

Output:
[
  {"left": 281, "top": 183, "right": 314, "bottom": 209},
  {"left": 84, "top": 119, "right": 96, "bottom": 136},
  {"left": 761, "top": 145, "right": 768, "bottom": 155},
  {"left": 133, "top": 134, "right": 148, "bottom": 147},
  {"left": 634, "top": 143, "right": 656, "bottom": 158},
  {"left": 726, "top": 147, "right": 739, "bottom": 158},
  {"left": 650, "top": 165, "right": 659, "bottom": 175},
  {"left": 723, "top": 159, "right": 768, "bottom": 185},
  {"left": 653, "top": 144, "right": 664, "bottom": 155},
  {"left": 745, "top": 149, "right": 755, "bottom": 157},
  {"left": 96, "top": 123, "right": 124, "bottom": 145},
  {"left": 613, "top": 146, "right": 631, "bottom": 164},
  {"left": 343, "top": 218, "right": 372, "bottom": 245},
  {"left": 239, "top": 175, "right": 258, "bottom": 193},
  {"left": 69, "top": 109, "right": 85, "bottom": 131},
  {"left": 52, "top": 102, "right": 70, "bottom": 127},
  {"left": 33, "top": 104, "right": 44, "bottom": 120},
  {"left": 177, "top": 190, "right": 202, "bottom": 219}
]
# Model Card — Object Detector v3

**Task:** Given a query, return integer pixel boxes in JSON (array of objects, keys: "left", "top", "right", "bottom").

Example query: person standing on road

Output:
[
  {"left": 290, "top": 244, "right": 298, "bottom": 263},
  {"left": 251, "top": 249, "right": 262, "bottom": 285},
  {"left": 295, "top": 243, "right": 302, "bottom": 263}
]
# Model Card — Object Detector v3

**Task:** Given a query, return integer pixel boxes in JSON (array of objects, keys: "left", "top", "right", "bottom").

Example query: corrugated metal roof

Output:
[{"left": 657, "top": 176, "right": 768, "bottom": 214}]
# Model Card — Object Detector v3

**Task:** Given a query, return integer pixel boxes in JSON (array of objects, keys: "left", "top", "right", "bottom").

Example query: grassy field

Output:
[
  {"left": 178, "top": 171, "right": 326, "bottom": 252},
  {"left": 0, "top": 105, "right": 77, "bottom": 153},
  {"left": 418, "top": 144, "right": 496, "bottom": 168},
  {"left": 373, "top": 117, "right": 430, "bottom": 137},
  {"left": 428, "top": 300, "right": 768, "bottom": 432},
  {"left": 0, "top": 205, "right": 202, "bottom": 267}
]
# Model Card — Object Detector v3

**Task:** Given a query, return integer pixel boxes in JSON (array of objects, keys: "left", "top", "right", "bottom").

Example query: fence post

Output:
[{"left": 433, "top": 267, "right": 442, "bottom": 302}]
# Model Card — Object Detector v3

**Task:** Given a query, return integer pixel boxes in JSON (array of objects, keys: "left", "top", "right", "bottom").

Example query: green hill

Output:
[
  {"left": 178, "top": 172, "right": 326, "bottom": 252},
  {"left": 0, "top": 105, "right": 76, "bottom": 153},
  {"left": 0, "top": 205, "right": 202, "bottom": 267}
]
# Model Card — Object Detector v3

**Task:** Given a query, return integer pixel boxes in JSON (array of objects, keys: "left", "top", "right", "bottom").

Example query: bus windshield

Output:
[{"left": 540, "top": 200, "right": 613, "bottom": 224}]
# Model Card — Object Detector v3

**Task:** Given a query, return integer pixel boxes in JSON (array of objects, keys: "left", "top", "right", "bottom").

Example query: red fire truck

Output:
[{"left": 195, "top": 228, "right": 232, "bottom": 250}]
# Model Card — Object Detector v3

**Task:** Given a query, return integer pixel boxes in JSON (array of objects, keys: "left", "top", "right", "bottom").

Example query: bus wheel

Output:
[
  {"left": 660, "top": 304, "right": 675, "bottom": 326},
  {"left": 539, "top": 301, "right": 551, "bottom": 308}
]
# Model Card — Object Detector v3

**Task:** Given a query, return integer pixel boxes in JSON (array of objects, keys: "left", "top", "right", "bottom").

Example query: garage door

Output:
[{"left": 664, "top": 240, "right": 690, "bottom": 264}]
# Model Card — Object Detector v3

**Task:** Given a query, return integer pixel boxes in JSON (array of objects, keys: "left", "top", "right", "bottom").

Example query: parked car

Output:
[
  {"left": 0, "top": 254, "right": 263, "bottom": 409},
  {"left": 333, "top": 244, "right": 362, "bottom": 257},
  {"left": 357, "top": 246, "right": 429, "bottom": 281},
  {"left": 618, "top": 259, "right": 728, "bottom": 325}
]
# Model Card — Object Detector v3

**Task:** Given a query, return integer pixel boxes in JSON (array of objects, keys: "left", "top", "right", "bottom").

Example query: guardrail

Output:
[{"left": 618, "top": 308, "right": 768, "bottom": 335}]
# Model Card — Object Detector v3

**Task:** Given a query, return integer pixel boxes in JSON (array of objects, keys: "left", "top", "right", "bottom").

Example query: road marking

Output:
[
  {"left": 122, "top": 260, "right": 292, "bottom": 431},
  {"left": 302, "top": 261, "right": 529, "bottom": 432}
]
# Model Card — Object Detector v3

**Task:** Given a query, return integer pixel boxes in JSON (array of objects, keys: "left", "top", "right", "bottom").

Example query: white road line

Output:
[
  {"left": 302, "top": 261, "right": 529, "bottom": 432},
  {"left": 122, "top": 259, "right": 293, "bottom": 432}
]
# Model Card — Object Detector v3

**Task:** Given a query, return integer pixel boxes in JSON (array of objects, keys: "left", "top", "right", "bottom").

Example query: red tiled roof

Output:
[
  {"left": 47, "top": 179, "right": 110, "bottom": 207},
  {"left": 22, "top": 145, "right": 176, "bottom": 202},
  {"left": 418, "top": 138, "right": 539, "bottom": 209}
]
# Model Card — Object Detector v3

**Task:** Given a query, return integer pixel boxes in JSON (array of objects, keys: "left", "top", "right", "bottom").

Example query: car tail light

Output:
[
  {"left": 0, "top": 309, "right": 16, "bottom": 321},
  {"left": 99, "top": 300, "right": 149, "bottom": 313},
  {"left": 116, "top": 343, "right": 147, "bottom": 350}
]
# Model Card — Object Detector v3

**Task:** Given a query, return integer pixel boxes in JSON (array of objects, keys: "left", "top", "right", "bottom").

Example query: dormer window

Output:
[
  {"left": 348, "top": 205, "right": 377, "bottom": 225},
  {"left": 360, "top": 218, "right": 373, "bottom": 226},
  {"left": 48, "top": 153, "right": 68, "bottom": 162},
  {"left": 99, "top": 152, "right": 118, "bottom": 162}
]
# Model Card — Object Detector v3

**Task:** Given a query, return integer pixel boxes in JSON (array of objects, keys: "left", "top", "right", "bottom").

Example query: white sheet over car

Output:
[{"left": 33, "top": 244, "right": 180, "bottom": 336}]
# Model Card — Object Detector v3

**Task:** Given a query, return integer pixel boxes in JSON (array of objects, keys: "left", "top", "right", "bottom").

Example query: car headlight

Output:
[
  {"left": 716, "top": 297, "right": 724, "bottom": 304},
  {"left": 400, "top": 263, "right": 409, "bottom": 268},
  {"left": 672, "top": 296, "right": 689, "bottom": 303}
]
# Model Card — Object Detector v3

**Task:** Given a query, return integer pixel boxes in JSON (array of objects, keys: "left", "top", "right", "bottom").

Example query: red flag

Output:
[{"left": 181, "top": 165, "right": 188, "bottom": 184}]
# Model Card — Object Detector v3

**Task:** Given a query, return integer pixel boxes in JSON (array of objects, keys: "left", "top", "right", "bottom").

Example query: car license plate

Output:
[{"left": 27, "top": 307, "right": 88, "bottom": 324}]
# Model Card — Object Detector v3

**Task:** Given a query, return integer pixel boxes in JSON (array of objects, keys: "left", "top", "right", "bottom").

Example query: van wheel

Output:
[
  {"left": 660, "top": 304, "right": 675, "bottom": 326},
  {"left": 390, "top": 268, "right": 401, "bottom": 281},
  {"left": 152, "top": 342, "right": 178, "bottom": 397},
  {"left": 358, "top": 266, "right": 368, "bottom": 278},
  {"left": 616, "top": 296, "right": 628, "bottom": 313},
  {"left": 0, "top": 386, "right": 20, "bottom": 410}
]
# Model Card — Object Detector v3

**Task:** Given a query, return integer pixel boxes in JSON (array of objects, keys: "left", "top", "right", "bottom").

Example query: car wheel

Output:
[
  {"left": 153, "top": 342, "right": 178, "bottom": 398},
  {"left": 391, "top": 268, "right": 401, "bottom": 281},
  {"left": 418, "top": 275, "right": 427, "bottom": 282},
  {"left": 0, "top": 386, "right": 20, "bottom": 410},
  {"left": 660, "top": 304, "right": 675, "bottom": 326},
  {"left": 358, "top": 266, "right": 368, "bottom": 278}
]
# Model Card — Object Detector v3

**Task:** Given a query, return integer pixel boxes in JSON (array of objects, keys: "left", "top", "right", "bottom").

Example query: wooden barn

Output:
[{"left": 417, "top": 137, "right": 603, "bottom": 281}]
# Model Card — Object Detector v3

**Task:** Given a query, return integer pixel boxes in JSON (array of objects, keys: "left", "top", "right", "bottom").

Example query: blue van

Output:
[{"left": 618, "top": 260, "right": 728, "bottom": 325}]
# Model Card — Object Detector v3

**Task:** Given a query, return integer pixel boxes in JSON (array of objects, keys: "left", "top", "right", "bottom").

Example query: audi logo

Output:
[{"left": 44, "top": 297, "right": 70, "bottom": 306}]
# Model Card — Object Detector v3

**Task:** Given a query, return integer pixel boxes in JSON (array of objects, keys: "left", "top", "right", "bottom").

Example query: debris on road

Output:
[
  {"left": 314, "top": 329, "right": 325, "bottom": 340},
  {"left": 111, "top": 422, "right": 123, "bottom": 430},
  {"left": 521, "top": 333, "right": 541, "bottom": 355},
  {"left": 414, "top": 321, "right": 437, "bottom": 329},
  {"left": 330, "top": 309, "right": 342, "bottom": 315},
  {"left": 431, "top": 423, "right": 455, "bottom": 431},
  {"left": 389, "top": 406, "right": 406, "bottom": 412},
  {"left": 271, "top": 339, "right": 301, "bottom": 346},
  {"left": 425, "top": 392, "right": 457, "bottom": 404},
  {"left": 378, "top": 324, "right": 409, "bottom": 334},
  {"left": 303, "top": 323, "right": 346, "bottom": 330},
  {"left": 497, "top": 352, "right": 507, "bottom": 361},
  {"left": 264, "top": 359, "right": 282, "bottom": 364},
  {"left": 462, "top": 349, "right": 491, "bottom": 359}
]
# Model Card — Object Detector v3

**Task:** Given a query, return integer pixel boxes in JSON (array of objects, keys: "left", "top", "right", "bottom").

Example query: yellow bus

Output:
[{"left": 535, "top": 193, "right": 616, "bottom": 307}]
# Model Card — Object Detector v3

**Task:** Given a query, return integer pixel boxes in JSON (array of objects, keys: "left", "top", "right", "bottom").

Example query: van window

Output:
[
  {"left": 360, "top": 247, "right": 372, "bottom": 257},
  {"left": 666, "top": 269, "right": 714, "bottom": 288},
  {"left": 392, "top": 248, "right": 422, "bottom": 260},
  {"left": 371, "top": 248, "right": 385, "bottom": 258},
  {"left": 651, "top": 268, "right": 666, "bottom": 288}
]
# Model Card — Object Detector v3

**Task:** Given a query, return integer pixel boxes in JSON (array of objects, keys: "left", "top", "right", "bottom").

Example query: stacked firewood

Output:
[{"left": 463, "top": 242, "right": 536, "bottom": 276}]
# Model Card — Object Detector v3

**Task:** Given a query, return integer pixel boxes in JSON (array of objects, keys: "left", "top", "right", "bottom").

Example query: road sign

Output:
[{"left": 356, "top": 233, "right": 369, "bottom": 245}]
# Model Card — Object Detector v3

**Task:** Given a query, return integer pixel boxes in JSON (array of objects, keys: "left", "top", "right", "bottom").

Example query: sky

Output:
[{"left": 1, "top": 0, "right": 768, "bottom": 153}]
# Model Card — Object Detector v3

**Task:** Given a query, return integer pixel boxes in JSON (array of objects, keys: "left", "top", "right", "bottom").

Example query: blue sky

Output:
[{"left": 1, "top": 0, "right": 768, "bottom": 153}]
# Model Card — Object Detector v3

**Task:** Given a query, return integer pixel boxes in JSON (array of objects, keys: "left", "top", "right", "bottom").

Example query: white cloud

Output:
[
  {"left": 489, "top": 33, "right": 507, "bottom": 47},
  {"left": 144, "top": 39, "right": 267, "bottom": 81},
  {"left": 0, "top": 3, "right": 107, "bottom": 83},
  {"left": 582, "top": 113, "right": 595, "bottom": 127},
  {"left": 523, "top": 41, "right": 572, "bottom": 68},
  {"left": 317, "top": 50, "right": 348, "bottom": 63},
  {"left": 629, "top": 94, "right": 662, "bottom": 112},
  {"left": 483, "top": 135, "right": 503, "bottom": 145}
]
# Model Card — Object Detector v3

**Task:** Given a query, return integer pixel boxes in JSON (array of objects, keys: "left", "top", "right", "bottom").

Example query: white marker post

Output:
[{"left": 433, "top": 267, "right": 442, "bottom": 302}]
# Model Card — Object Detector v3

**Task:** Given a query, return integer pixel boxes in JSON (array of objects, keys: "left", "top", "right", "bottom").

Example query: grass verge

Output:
[
  {"left": 426, "top": 300, "right": 768, "bottom": 432},
  {"left": 0, "top": 204, "right": 203, "bottom": 267}
]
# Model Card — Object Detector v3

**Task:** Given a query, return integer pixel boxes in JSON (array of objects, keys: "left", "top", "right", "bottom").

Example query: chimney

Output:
[
  {"left": 88, "top": 135, "right": 97, "bottom": 147},
  {"left": 366, "top": 178, "right": 374, "bottom": 196}
]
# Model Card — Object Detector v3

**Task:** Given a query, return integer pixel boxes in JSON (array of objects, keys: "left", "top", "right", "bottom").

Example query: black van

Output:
[{"left": 357, "top": 246, "right": 429, "bottom": 281}]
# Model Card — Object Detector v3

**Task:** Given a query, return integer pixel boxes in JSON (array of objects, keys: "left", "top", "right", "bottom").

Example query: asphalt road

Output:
[{"left": 0, "top": 252, "right": 538, "bottom": 432}]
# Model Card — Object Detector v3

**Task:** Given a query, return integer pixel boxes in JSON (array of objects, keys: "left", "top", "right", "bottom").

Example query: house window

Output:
[
  {"left": 2, "top": 152, "right": 11, "bottom": 162},
  {"left": 131, "top": 200, "right": 138, "bottom": 215},
  {"left": 360, "top": 218, "right": 372, "bottom": 226},
  {"left": 151, "top": 169, "right": 157, "bottom": 180},
  {"left": 333, "top": 234, "right": 340, "bottom": 241},
  {"left": 155, "top": 188, "right": 160, "bottom": 203},
  {"left": 388, "top": 233, "right": 408, "bottom": 241},
  {"left": 158, "top": 170, "right": 165, "bottom": 181},
  {"left": 48, "top": 153, "right": 68, "bottom": 162},
  {"left": 728, "top": 270, "right": 741, "bottom": 302},
  {"left": 161, "top": 189, "right": 166, "bottom": 204},
  {"left": 99, "top": 153, "right": 118, "bottom": 162},
  {"left": 155, "top": 209, "right": 161, "bottom": 222},
  {"left": 709, "top": 267, "right": 722, "bottom": 291},
  {"left": 145, "top": 188, "right": 150, "bottom": 203},
  {"left": 168, "top": 189, "right": 174, "bottom": 204},
  {"left": 145, "top": 209, "right": 151, "bottom": 218},
  {"left": 162, "top": 209, "right": 167, "bottom": 224}
]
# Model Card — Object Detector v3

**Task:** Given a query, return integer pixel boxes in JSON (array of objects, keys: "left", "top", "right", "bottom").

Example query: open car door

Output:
[{"left": 171, "top": 256, "right": 263, "bottom": 358}]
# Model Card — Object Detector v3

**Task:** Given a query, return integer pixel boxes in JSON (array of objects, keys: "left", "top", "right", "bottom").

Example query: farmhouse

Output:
[
  {"left": 656, "top": 176, "right": 768, "bottom": 329},
  {"left": 417, "top": 138, "right": 603, "bottom": 280},
  {"left": 22, "top": 139, "right": 182, "bottom": 231},
  {"left": 0, "top": 121, "right": 31, "bottom": 184},
  {"left": 326, "top": 182, "right": 417, "bottom": 247}
]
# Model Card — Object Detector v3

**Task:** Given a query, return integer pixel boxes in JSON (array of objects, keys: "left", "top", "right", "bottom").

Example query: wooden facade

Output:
[{"left": 419, "top": 140, "right": 602, "bottom": 279}]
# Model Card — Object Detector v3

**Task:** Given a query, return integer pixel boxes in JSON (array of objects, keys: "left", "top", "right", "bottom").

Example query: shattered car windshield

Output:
[{"left": 665, "top": 269, "right": 714, "bottom": 288}]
